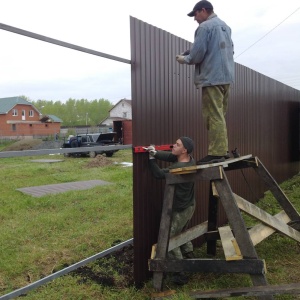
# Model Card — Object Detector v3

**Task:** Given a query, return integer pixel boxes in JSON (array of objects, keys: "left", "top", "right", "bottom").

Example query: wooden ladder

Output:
[{"left": 148, "top": 155, "right": 300, "bottom": 299}]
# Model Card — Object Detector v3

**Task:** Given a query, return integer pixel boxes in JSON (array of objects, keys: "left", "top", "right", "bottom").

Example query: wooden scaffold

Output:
[{"left": 148, "top": 155, "right": 300, "bottom": 299}]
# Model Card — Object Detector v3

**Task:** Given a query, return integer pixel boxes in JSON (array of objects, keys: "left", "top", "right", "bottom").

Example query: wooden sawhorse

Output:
[{"left": 149, "top": 155, "right": 300, "bottom": 299}]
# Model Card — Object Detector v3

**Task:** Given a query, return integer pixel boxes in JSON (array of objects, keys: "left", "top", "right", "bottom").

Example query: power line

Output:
[{"left": 235, "top": 7, "right": 300, "bottom": 59}]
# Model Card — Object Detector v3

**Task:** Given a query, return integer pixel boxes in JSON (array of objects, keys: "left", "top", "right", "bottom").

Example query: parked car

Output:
[{"left": 61, "top": 132, "right": 119, "bottom": 158}]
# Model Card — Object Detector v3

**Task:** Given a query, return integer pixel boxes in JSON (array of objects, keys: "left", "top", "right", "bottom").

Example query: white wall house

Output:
[{"left": 100, "top": 99, "right": 132, "bottom": 127}]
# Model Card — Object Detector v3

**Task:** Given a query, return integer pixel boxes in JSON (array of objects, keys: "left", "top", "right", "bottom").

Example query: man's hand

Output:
[
  {"left": 176, "top": 55, "right": 186, "bottom": 64},
  {"left": 143, "top": 145, "right": 157, "bottom": 159}
]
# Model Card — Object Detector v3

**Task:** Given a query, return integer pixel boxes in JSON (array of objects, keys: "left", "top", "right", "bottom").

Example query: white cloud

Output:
[{"left": 0, "top": 0, "right": 299, "bottom": 103}]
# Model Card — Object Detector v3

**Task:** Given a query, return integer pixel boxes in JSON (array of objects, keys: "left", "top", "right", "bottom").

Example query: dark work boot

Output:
[
  {"left": 171, "top": 272, "right": 189, "bottom": 286},
  {"left": 232, "top": 148, "right": 240, "bottom": 158},
  {"left": 224, "top": 151, "right": 231, "bottom": 159}
]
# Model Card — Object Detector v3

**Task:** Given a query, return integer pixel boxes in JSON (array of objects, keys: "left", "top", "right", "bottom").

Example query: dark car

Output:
[{"left": 61, "top": 132, "right": 119, "bottom": 158}]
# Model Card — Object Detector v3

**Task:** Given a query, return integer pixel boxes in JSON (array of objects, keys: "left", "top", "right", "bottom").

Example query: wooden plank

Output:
[
  {"left": 168, "top": 221, "right": 208, "bottom": 251},
  {"left": 249, "top": 210, "right": 291, "bottom": 246},
  {"left": 149, "top": 258, "right": 266, "bottom": 274},
  {"left": 188, "top": 282, "right": 300, "bottom": 298},
  {"left": 232, "top": 239, "right": 242, "bottom": 257},
  {"left": 165, "top": 167, "right": 222, "bottom": 184},
  {"left": 151, "top": 245, "right": 156, "bottom": 260},
  {"left": 218, "top": 226, "right": 242, "bottom": 261},
  {"left": 214, "top": 176, "right": 258, "bottom": 258},
  {"left": 234, "top": 194, "right": 300, "bottom": 243},
  {"left": 212, "top": 182, "right": 219, "bottom": 197},
  {"left": 169, "top": 154, "right": 253, "bottom": 174},
  {"left": 207, "top": 182, "right": 219, "bottom": 255},
  {"left": 151, "top": 290, "right": 176, "bottom": 299},
  {"left": 152, "top": 184, "right": 175, "bottom": 292},
  {"left": 195, "top": 154, "right": 252, "bottom": 168},
  {"left": 224, "top": 156, "right": 258, "bottom": 172},
  {"left": 214, "top": 172, "right": 271, "bottom": 295},
  {"left": 169, "top": 163, "right": 226, "bottom": 174},
  {"left": 151, "top": 221, "right": 208, "bottom": 258},
  {"left": 254, "top": 157, "right": 300, "bottom": 221},
  {"left": 169, "top": 165, "right": 198, "bottom": 173}
]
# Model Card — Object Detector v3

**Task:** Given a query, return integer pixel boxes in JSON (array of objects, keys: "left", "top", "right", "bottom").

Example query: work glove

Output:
[
  {"left": 143, "top": 145, "right": 157, "bottom": 159},
  {"left": 176, "top": 55, "right": 186, "bottom": 64}
]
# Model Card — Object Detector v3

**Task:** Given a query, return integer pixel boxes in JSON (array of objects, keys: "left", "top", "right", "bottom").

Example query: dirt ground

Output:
[
  {"left": 85, "top": 155, "right": 114, "bottom": 168},
  {"left": 70, "top": 243, "right": 134, "bottom": 288},
  {"left": 2, "top": 139, "right": 44, "bottom": 151}
]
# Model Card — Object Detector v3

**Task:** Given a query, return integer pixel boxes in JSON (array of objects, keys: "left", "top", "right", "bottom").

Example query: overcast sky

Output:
[{"left": 0, "top": 0, "right": 299, "bottom": 104}]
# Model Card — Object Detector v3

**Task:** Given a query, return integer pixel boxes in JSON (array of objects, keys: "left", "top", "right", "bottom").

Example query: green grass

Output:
[
  {"left": 0, "top": 150, "right": 134, "bottom": 298},
  {"left": 0, "top": 147, "right": 300, "bottom": 299}
]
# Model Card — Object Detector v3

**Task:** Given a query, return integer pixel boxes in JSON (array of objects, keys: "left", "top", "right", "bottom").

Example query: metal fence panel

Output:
[{"left": 131, "top": 17, "right": 300, "bottom": 285}]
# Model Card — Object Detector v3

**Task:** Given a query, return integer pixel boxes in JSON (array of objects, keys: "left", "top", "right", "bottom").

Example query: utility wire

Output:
[{"left": 235, "top": 7, "right": 300, "bottom": 59}]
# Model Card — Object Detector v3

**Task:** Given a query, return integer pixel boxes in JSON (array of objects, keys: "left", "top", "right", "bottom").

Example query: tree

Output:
[{"left": 31, "top": 98, "right": 113, "bottom": 126}]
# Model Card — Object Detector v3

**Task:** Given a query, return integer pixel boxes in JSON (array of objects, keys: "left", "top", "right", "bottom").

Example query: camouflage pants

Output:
[
  {"left": 202, "top": 85, "right": 230, "bottom": 156},
  {"left": 168, "top": 203, "right": 195, "bottom": 260}
]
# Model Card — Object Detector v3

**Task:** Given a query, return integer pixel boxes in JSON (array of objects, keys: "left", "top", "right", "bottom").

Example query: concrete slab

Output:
[{"left": 17, "top": 180, "right": 111, "bottom": 197}]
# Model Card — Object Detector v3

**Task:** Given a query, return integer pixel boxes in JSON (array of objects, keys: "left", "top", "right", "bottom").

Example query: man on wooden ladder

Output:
[{"left": 176, "top": 0, "right": 235, "bottom": 165}]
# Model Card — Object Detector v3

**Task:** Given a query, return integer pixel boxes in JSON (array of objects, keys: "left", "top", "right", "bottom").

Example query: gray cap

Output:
[{"left": 180, "top": 136, "right": 194, "bottom": 154}]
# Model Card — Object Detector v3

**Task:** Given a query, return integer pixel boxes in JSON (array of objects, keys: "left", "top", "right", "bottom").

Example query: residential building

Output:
[
  {"left": 100, "top": 98, "right": 132, "bottom": 127},
  {"left": 0, "top": 96, "right": 62, "bottom": 139},
  {"left": 99, "top": 98, "right": 132, "bottom": 144}
]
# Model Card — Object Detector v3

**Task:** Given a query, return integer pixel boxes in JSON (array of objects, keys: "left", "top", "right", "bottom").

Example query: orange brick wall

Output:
[{"left": 0, "top": 104, "right": 60, "bottom": 138}]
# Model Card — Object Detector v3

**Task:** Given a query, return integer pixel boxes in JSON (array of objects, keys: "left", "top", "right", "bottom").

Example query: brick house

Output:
[
  {"left": 99, "top": 98, "right": 132, "bottom": 144},
  {"left": 0, "top": 96, "right": 62, "bottom": 139}
]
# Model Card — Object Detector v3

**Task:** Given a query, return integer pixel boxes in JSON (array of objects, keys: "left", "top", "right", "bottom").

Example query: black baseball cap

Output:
[{"left": 187, "top": 0, "right": 214, "bottom": 17}]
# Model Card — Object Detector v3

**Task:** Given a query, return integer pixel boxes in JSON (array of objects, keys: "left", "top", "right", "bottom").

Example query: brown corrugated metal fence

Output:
[
  {"left": 122, "top": 120, "right": 132, "bottom": 144},
  {"left": 130, "top": 17, "right": 300, "bottom": 285}
]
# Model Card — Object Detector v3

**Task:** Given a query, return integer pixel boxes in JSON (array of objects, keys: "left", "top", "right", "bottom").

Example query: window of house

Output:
[
  {"left": 12, "top": 124, "right": 16, "bottom": 131},
  {"left": 123, "top": 112, "right": 127, "bottom": 118},
  {"left": 29, "top": 110, "right": 34, "bottom": 117},
  {"left": 22, "top": 110, "right": 25, "bottom": 117},
  {"left": 122, "top": 103, "right": 125, "bottom": 107},
  {"left": 12, "top": 109, "right": 18, "bottom": 116}
]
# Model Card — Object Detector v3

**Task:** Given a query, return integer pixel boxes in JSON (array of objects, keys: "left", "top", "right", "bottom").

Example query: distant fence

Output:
[
  {"left": 0, "top": 144, "right": 131, "bottom": 158},
  {"left": 0, "top": 125, "right": 113, "bottom": 140}
]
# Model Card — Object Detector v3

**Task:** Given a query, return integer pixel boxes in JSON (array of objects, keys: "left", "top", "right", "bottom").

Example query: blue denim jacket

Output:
[{"left": 184, "top": 13, "right": 234, "bottom": 88}]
